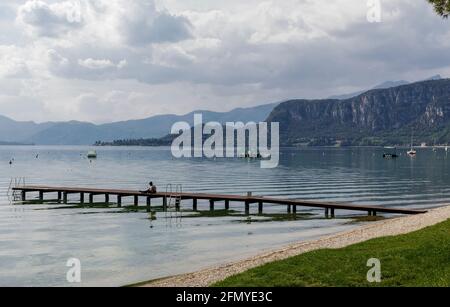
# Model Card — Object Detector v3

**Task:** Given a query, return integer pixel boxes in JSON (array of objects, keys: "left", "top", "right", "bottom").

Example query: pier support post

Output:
[
  {"left": 293, "top": 205, "right": 297, "bottom": 215},
  {"left": 373, "top": 211, "right": 377, "bottom": 217},
  {"left": 105, "top": 194, "right": 110, "bottom": 204},
  {"left": 331, "top": 208, "right": 335, "bottom": 219},
  {"left": 39, "top": 191, "right": 44, "bottom": 201},
  {"left": 245, "top": 201, "right": 250, "bottom": 215},
  {"left": 117, "top": 195, "right": 122, "bottom": 208},
  {"left": 163, "top": 197, "right": 167, "bottom": 211},
  {"left": 210, "top": 199, "right": 215, "bottom": 211},
  {"left": 80, "top": 193, "right": 84, "bottom": 205},
  {"left": 287, "top": 205, "right": 291, "bottom": 214},
  {"left": 21, "top": 191, "right": 26, "bottom": 201},
  {"left": 63, "top": 192, "right": 68, "bottom": 204},
  {"left": 193, "top": 198, "right": 198, "bottom": 211},
  {"left": 89, "top": 193, "right": 94, "bottom": 205},
  {"left": 57, "top": 192, "right": 62, "bottom": 201},
  {"left": 146, "top": 197, "right": 152, "bottom": 212},
  {"left": 134, "top": 195, "right": 139, "bottom": 207},
  {"left": 325, "top": 208, "right": 329, "bottom": 218},
  {"left": 225, "top": 200, "right": 230, "bottom": 210},
  {"left": 258, "top": 201, "right": 263, "bottom": 214}
]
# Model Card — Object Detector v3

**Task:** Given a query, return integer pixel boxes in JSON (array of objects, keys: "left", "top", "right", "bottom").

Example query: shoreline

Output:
[{"left": 136, "top": 205, "right": 450, "bottom": 287}]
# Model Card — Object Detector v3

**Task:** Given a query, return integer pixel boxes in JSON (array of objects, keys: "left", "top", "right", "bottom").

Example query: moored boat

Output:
[
  {"left": 383, "top": 147, "right": 398, "bottom": 159},
  {"left": 87, "top": 150, "right": 97, "bottom": 159},
  {"left": 407, "top": 133, "right": 417, "bottom": 156}
]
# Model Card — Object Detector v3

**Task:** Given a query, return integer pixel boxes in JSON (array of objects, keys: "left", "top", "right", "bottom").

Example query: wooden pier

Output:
[{"left": 12, "top": 185, "right": 427, "bottom": 217}]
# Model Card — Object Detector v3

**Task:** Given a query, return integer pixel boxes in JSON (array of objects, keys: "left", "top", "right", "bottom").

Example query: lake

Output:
[{"left": 0, "top": 146, "right": 448, "bottom": 286}]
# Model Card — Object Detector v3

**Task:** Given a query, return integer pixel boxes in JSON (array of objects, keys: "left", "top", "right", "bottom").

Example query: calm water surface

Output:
[{"left": 0, "top": 146, "right": 449, "bottom": 286}]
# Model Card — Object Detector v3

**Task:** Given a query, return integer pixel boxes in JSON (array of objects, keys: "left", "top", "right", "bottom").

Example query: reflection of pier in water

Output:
[{"left": 13, "top": 185, "right": 427, "bottom": 218}]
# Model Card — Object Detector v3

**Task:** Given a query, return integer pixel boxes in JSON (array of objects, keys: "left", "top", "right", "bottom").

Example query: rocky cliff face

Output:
[{"left": 267, "top": 79, "right": 450, "bottom": 146}]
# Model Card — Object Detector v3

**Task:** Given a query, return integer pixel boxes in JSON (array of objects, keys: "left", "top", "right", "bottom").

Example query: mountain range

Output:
[
  {"left": 268, "top": 78, "right": 450, "bottom": 146},
  {"left": 0, "top": 103, "right": 278, "bottom": 145},
  {"left": 328, "top": 75, "right": 442, "bottom": 100},
  {"left": 1, "top": 76, "right": 449, "bottom": 146}
]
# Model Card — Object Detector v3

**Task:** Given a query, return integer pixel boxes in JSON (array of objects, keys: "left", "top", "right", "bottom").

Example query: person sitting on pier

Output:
[{"left": 145, "top": 182, "right": 157, "bottom": 194}]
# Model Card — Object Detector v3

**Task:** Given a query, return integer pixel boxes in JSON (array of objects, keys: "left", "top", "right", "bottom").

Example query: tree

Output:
[{"left": 428, "top": 0, "right": 450, "bottom": 18}]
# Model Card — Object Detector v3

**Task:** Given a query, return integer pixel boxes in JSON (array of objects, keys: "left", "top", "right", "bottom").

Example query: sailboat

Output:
[{"left": 407, "top": 133, "right": 417, "bottom": 156}]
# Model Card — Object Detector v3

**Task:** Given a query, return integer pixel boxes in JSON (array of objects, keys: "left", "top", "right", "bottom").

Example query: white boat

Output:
[
  {"left": 407, "top": 133, "right": 416, "bottom": 156},
  {"left": 87, "top": 150, "right": 97, "bottom": 159}
]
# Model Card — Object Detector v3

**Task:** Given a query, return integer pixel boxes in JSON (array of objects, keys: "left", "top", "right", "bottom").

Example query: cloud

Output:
[
  {"left": 2, "top": 0, "right": 450, "bottom": 124},
  {"left": 121, "top": 0, "right": 193, "bottom": 45},
  {"left": 0, "top": 46, "right": 30, "bottom": 78},
  {"left": 17, "top": 0, "right": 83, "bottom": 37},
  {"left": 78, "top": 58, "right": 126, "bottom": 70},
  {"left": 17, "top": 0, "right": 192, "bottom": 44}
]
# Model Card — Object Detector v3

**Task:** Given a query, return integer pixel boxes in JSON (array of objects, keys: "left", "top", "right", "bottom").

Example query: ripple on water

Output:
[{"left": 0, "top": 146, "right": 449, "bottom": 286}]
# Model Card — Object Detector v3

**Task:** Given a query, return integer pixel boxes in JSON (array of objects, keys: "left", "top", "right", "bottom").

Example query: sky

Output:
[{"left": 0, "top": 0, "right": 449, "bottom": 123}]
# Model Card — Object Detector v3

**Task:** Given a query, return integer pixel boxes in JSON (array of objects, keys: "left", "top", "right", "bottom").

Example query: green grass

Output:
[{"left": 215, "top": 219, "right": 450, "bottom": 287}]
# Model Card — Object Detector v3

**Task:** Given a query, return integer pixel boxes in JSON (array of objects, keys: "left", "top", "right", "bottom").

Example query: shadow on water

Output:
[
  {"left": 14, "top": 200, "right": 388, "bottom": 225},
  {"left": 344, "top": 215, "right": 387, "bottom": 224},
  {"left": 16, "top": 199, "right": 317, "bottom": 222}
]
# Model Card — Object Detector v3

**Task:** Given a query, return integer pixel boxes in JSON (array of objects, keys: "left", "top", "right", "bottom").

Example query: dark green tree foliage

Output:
[{"left": 428, "top": 0, "right": 450, "bottom": 17}]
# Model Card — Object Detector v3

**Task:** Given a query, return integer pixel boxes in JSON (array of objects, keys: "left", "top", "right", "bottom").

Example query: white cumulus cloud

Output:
[
  {"left": 78, "top": 58, "right": 123, "bottom": 70},
  {"left": 17, "top": 0, "right": 84, "bottom": 37}
]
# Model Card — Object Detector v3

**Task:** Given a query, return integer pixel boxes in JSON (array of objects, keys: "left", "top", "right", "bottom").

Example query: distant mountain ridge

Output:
[
  {"left": 328, "top": 75, "right": 442, "bottom": 100},
  {"left": 0, "top": 103, "right": 278, "bottom": 145},
  {"left": 0, "top": 115, "right": 55, "bottom": 143},
  {"left": 268, "top": 78, "right": 450, "bottom": 146},
  {"left": 2, "top": 76, "right": 448, "bottom": 146}
]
